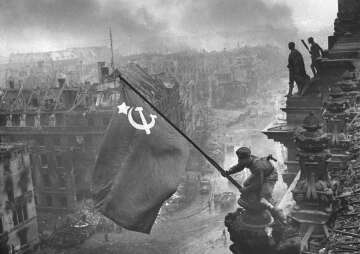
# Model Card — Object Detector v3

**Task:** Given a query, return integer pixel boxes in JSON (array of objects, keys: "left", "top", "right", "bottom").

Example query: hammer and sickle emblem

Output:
[{"left": 128, "top": 107, "right": 157, "bottom": 135}]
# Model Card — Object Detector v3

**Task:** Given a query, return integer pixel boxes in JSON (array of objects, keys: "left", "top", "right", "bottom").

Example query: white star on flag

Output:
[{"left": 117, "top": 102, "right": 130, "bottom": 115}]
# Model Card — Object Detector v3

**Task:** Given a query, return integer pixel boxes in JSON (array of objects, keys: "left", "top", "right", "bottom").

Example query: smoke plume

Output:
[{"left": 0, "top": 0, "right": 297, "bottom": 55}]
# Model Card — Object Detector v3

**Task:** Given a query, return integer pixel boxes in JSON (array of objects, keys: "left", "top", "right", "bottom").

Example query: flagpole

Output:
[{"left": 117, "top": 73, "right": 243, "bottom": 192}]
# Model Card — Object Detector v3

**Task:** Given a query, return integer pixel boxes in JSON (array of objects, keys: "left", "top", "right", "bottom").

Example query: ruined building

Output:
[
  {"left": 0, "top": 143, "right": 39, "bottom": 254},
  {"left": 0, "top": 62, "right": 183, "bottom": 219},
  {"left": 5, "top": 46, "right": 111, "bottom": 88}
]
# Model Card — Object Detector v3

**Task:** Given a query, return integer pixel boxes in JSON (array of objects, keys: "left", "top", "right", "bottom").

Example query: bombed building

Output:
[
  {"left": 5, "top": 47, "right": 111, "bottom": 88},
  {"left": 0, "top": 143, "right": 39, "bottom": 253},
  {"left": 0, "top": 62, "right": 184, "bottom": 221}
]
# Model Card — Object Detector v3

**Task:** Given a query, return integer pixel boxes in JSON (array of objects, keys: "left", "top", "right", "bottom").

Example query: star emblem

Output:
[{"left": 117, "top": 102, "right": 130, "bottom": 115}]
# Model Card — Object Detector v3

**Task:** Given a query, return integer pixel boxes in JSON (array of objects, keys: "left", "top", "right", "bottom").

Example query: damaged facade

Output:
[
  {"left": 5, "top": 46, "right": 111, "bottom": 88},
  {"left": 0, "top": 62, "right": 183, "bottom": 219},
  {"left": 0, "top": 143, "right": 39, "bottom": 254}
]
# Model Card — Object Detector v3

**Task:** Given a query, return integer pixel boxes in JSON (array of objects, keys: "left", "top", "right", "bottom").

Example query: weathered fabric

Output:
[{"left": 92, "top": 73, "right": 189, "bottom": 234}]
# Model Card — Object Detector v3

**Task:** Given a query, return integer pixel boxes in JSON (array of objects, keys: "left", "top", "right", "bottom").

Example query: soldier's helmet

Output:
[
  {"left": 236, "top": 147, "right": 251, "bottom": 159},
  {"left": 288, "top": 42, "right": 295, "bottom": 49}
]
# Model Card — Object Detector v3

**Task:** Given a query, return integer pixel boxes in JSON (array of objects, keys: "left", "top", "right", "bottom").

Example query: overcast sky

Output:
[{"left": 0, "top": 0, "right": 338, "bottom": 56}]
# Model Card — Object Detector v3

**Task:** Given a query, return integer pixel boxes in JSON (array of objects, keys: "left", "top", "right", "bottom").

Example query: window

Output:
[
  {"left": 18, "top": 228, "right": 28, "bottom": 246},
  {"left": 40, "top": 154, "right": 48, "bottom": 167},
  {"left": 56, "top": 114, "right": 64, "bottom": 126},
  {"left": 0, "top": 216, "right": 3, "bottom": 234},
  {"left": 5, "top": 177, "right": 14, "bottom": 202},
  {"left": 0, "top": 115, "right": 6, "bottom": 126},
  {"left": 88, "top": 117, "right": 94, "bottom": 127},
  {"left": 12, "top": 210, "right": 18, "bottom": 226},
  {"left": 12, "top": 205, "right": 28, "bottom": 226},
  {"left": 56, "top": 155, "right": 63, "bottom": 167},
  {"left": 102, "top": 117, "right": 110, "bottom": 126},
  {"left": 4, "top": 157, "right": 10, "bottom": 172},
  {"left": 53, "top": 136, "right": 61, "bottom": 146},
  {"left": 59, "top": 196, "right": 67, "bottom": 208},
  {"left": 37, "top": 136, "right": 45, "bottom": 146},
  {"left": 84, "top": 136, "right": 92, "bottom": 147},
  {"left": 46, "top": 195, "right": 53, "bottom": 207},
  {"left": 22, "top": 205, "right": 28, "bottom": 221},
  {"left": 12, "top": 114, "right": 20, "bottom": 126},
  {"left": 42, "top": 173, "right": 51, "bottom": 187},
  {"left": 58, "top": 173, "right": 66, "bottom": 187}
]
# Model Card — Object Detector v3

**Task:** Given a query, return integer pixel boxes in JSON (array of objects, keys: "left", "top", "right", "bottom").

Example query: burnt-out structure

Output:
[
  {"left": 0, "top": 63, "right": 183, "bottom": 217},
  {"left": 0, "top": 143, "right": 39, "bottom": 254},
  {"left": 5, "top": 47, "right": 111, "bottom": 88}
]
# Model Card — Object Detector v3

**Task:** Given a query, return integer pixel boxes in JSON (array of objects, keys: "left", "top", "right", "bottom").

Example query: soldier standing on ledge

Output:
[
  {"left": 287, "top": 42, "right": 309, "bottom": 97},
  {"left": 308, "top": 37, "right": 324, "bottom": 77}
]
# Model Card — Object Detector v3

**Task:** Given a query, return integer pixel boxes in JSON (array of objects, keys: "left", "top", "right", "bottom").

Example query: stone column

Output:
[{"left": 290, "top": 113, "right": 334, "bottom": 253}]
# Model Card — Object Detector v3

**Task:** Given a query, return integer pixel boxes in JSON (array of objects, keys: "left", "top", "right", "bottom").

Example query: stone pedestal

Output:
[
  {"left": 225, "top": 208, "right": 276, "bottom": 254},
  {"left": 290, "top": 113, "right": 334, "bottom": 252}
]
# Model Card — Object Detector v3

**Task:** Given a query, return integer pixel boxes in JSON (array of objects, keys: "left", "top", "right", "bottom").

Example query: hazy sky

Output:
[{"left": 0, "top": 0, "right": 338, "bottom": 56}]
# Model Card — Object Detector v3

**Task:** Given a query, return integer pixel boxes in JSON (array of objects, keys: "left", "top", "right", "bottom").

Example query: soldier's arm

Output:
[{"left": 227, "top": 164, "right": 244, "bottom": 175}]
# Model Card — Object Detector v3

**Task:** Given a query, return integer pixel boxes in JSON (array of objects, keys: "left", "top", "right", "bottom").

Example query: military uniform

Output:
[
  {"left": 227, "top": 148, "right": 276, "bottom": 199},
  {"left": 309, "top": 42, "right": 323, "bottom": 76},
  {"left": 287, "top": 49, "right": 309, "bottom": 96}
]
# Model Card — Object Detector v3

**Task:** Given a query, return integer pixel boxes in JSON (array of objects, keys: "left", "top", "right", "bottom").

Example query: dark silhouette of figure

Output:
[
  {"left": 225, "top": 147, "right": 274, "bottom": 197},
  {"left": 287, "top": 42, "right": 310, "bottom": 97},
  {"left": 308, "top": 37, "right": 324, "bottom": 77}
]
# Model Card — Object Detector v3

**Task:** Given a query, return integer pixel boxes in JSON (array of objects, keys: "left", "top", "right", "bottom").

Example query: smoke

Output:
[
  {"left": 176, "top": 0, "right": 298, "bottom": 49},
  {"left": 0, "top": 0, "right": 297, "bottom": 55},
  {"left": 0, "top": 0, "right": 179, "bottom": 54}
]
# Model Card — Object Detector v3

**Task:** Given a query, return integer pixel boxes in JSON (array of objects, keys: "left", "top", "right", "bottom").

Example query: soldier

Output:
[
  {"left": 224, "top": 147, "right": 275, "bottom": 198},
  {"left": 287, "top": 42, "right": 309, "bottom": 97},
  {"left": 308, "top": 37, "right": 324, "bottom": 77}
]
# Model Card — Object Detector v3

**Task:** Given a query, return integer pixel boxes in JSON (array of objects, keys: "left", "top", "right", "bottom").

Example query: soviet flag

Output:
[{"left": 92, "top": 67, "right": 189, "bottom": 234}]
